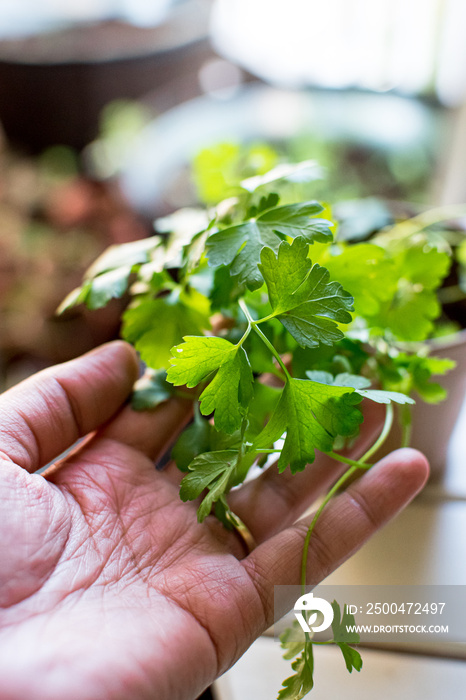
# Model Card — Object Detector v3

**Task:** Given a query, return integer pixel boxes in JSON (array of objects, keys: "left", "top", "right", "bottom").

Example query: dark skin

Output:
[{"left": 0, "top": 341, "right": 428, "bottom": 699}]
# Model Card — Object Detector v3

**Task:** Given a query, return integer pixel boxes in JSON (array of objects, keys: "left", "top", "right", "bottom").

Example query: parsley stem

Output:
[
  {"left": 253, "top": 324, "right": 292, "bottom": 381},
  {"left": 300, "top": 403, "right": 394, "bottom": 592},
  {"left": 234, "top": 323, "right": 252, "bottom": 349},
  {"left": 400, "top": 404, "right": 412, "bottom": 448},
  {"left": 239, "top": 299, "right": 292, "bottom": 381},
  {"left": 359, "top": 403, "right": 394, "bottom": 464},
  {"left": 300, "top": 466, "right": 357, "bottom": 593},
  {"left": 325, "top": 452, "right": 372, "bottom": 470},
  {"left": 255, "top": 311, "right": 277, "bottom": 324},
  {"left": 238, "top": 297, "right": 256, "bottom": 325}
]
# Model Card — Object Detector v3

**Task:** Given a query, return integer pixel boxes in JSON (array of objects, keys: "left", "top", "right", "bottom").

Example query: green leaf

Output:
[
  {"left": 331, "top": 600, "right": 360, "bottom": 644},
  {"left": 280, "top": 380, "right": 362, "bottom": 472},
  {"left": 179, "top": 450, "right": 237, "bottom": 501},
  {"left": 167, "top": 336, "right": 237, "bottom": 387},
  {"left": 355, "top": 389, "right": 414, "bottom": 405},
  {"left": 179, "top": 450, "right": 239, "bottom": 522},
  {"left": 257, "top": 202, "right": 332, "bottom": 242},
  {"left": 305, "top": 370, "right": 350, "bottom": 389},
  {"left": 85, "top": 236, "right": 161, "bottom": 277},
  {"left": 337, "top": 643, "right": 363, "bottom": 674},
  {"left": 323, "top": 243, "right": 397, "bottom": 317},
  {"left": 210, "top": 265, "right": 245, "bottom": 311},
  {"left": 131, "top": 370, "right": 174, "bottom": 410},
  {"left": 171, "top": 417, "right": 212, "bottom": 471},
  {"left": 305, "top": 371, "right": 414, "bottom": 405},
  {"left": 366, "top": 246, "right": 451, "bottom": 342},
  {"left": 122, "top": 292, "right": 210, "bottom": 370},
  {"left": 191, "top": 142, "right": 243, "bottom": 205},
  {"left": 206, "top": 202, "right": 333, "bottom": 290},
  {"left": 260, "top": 238, "right": 354, "bottom": 349},
  {"left": 292, "top": 339, "right": 369, "bottom": 379},
  {"left": 410, "top": 356, "right": 456, "bottom": 403},
  {"left": 278, "top": 643, "right": 314, "bottom": 700},
  {"left": 254, "top": 378, "right": 362, "bottom": 473},
  {"left": 57, "top": 266, "right": 132, "bottom": 313},
  {"left": 379, "top": 353, "right": 455, "bottom": 404},
  {"left": 197, "top": 469, "right": 232, "bottom": 523},
  {"left": 378, "top": 290, "right": 441, "bottom": 342},
  {"left": 402, "top": 246, "right": 451, "bottom": 290},
  {"left": 199, "top": 347, "right": 253, "bottom": 433},
  {"left": 167, "top": 336, "right": 253, "bottom": 433},
  {"left": 280, "top": 619, "right": 307, "bottom": 660},
  {"left": 241, "top": 159, "right": 324, "bottom": 192},
  {"left": 249, "top": 192, "right": 280, "bottom": 216},
  {"left": 85, "top": 266, "right": 132, "bottom": 309},
  {"left": 244, "top": 329, "right": 279, "bottom": 375},
  {"left": 330, "top": 601, "right": 363, "bottom": 674},
  {"left": 245, "top": 381, "right": 283, "bottom": 438},
  {"left": 56, "top": 283, "right": 91, "bottom": 314}
]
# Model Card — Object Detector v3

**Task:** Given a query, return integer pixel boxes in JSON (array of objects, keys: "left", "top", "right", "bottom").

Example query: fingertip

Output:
[
  {"left": 394, "top": 446, "right": 430, "bottom": 489},
  {"left": 371, "top": 447, "right": 430, "bottom": 503}
]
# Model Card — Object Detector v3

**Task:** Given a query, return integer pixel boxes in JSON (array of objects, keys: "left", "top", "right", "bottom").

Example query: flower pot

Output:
[
  {"left": 0, "top": 0, "right": 211, "bottom": 152},
  {"left": 373, "top": 330, "right": 466, "bottom": 481}
]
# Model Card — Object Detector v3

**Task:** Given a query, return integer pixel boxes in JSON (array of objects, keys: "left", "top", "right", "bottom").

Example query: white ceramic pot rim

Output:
[
  {"left": 427, "top": 327, "right": 466, "bottom": 353},
  {"left": 398, "top": 327, "right": 466, "bottom": 355}
]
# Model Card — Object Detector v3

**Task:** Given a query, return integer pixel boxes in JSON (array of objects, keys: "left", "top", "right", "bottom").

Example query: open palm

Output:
[{"left": 0, "top": 342, "right": 428, "bottom": 700}]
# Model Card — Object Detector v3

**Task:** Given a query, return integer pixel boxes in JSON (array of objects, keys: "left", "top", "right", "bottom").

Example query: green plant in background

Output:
[{"left": 60, "top": 151, "right": 464, "bottom": 698}]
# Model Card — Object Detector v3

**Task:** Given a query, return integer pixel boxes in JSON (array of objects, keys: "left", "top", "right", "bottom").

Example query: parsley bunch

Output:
[{"left": 60, "top": 159, "right": 458, "bottom": 698}]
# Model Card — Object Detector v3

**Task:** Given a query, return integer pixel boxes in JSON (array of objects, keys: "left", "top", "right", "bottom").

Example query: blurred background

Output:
[{"left": 2, "top": 0, "right": 466, "bottom": 389}]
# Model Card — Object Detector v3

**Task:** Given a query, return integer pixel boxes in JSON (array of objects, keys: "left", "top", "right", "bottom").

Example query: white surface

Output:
[
  {"left": 214, "top": 636, "right": 466, "bottom": 700},
  {"left": 323, "top": 499, "right": 466, "bottom": 586},
  {"left": 445, "top": 392, "right": 466, "bottom": 495}
]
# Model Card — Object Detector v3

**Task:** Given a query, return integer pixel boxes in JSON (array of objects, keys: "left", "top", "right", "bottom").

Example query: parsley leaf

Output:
[
  {"left": 254, "top": 378, "right": 362, "bottom": 473},
  {"left": 86, "top": 236, "right": 162, "bottom": 277},
  {"left": 171, "top": 415, "right": 212, "bottom": 471},
  {"left": 199, "top": 348, "right": 253, "bottom": 433},
  {"left": 259, "top": 238, "right": 354, "bottom": 348},
  {"left": 167, "top": 336, "right": 237, "bottom": 387},
  {"left": 331, "top": 600, "right": 360, "bottom": 644},
  {"left": 367, "top": 247, "right": 451, "bottom": 341},
  {"left": 279, "top": 619, "right": 307, "bottom": 660},
  {"left": 58, "top": 266, "right": 133, "bottom": 312},
  {"left": 330, "top": 601, "right": 363, "bottom": 674},
  {"left": 323, "top": 243, "right": 397, "bottom": 317},
  {"left": 241, "top": 159, "right": 323, "bottom": 192},
  {"left": 338, "top": 644, "right": 363, "bottom": 674},
  {"left": 305, "top": 371, "right": 415, "bottom": 405},
  {"left": 378, "top": 353, "right": 456, "bottom": 403},
  {"left": 167, "top": 336, "right": 253, "bottom": 433},
  {"left": 122, "top": 291, "right": 210, "bottom": 370},
  {"left": 206, "top": 202, "right": 333, "bottom": 289},
  {"left": 179, "top": 450, "right": 240, "bottom": 522},
  {"left": 278, "top": 641, "right": 314, "bottom": 700},
  {"left": 131, "top": 370, "right": 174, "bottom": 410},
  {"left": 179, "top": 450, "right": 236, "bottom": 501}
]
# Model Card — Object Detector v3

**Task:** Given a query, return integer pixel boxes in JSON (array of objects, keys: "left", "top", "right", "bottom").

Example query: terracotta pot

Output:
[{"left": 373, "top": 329, "right": 466, "bottom": 480}]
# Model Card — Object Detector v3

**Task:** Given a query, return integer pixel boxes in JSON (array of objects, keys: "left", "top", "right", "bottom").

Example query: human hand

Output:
[{"left": 0, "top": 342, "right": 428, "bottom": 700}]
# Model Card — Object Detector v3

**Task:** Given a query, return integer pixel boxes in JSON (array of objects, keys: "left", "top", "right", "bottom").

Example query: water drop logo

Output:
[{"left": 294, "top": 592, "right": 334, "bottom": 634}]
